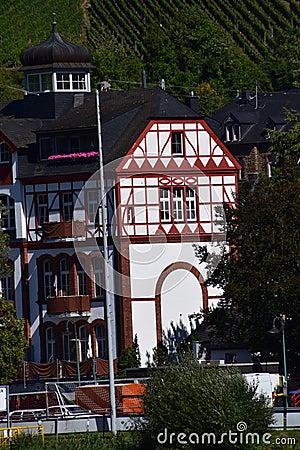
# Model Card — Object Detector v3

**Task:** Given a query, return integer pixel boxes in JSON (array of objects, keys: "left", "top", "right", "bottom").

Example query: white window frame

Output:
[
  {"left": 55, "top": 72, "right": 87, "bottom": 92},
  {"left": 46, "top": 327, "right": 56, "bottom": 362},
  {"left": 43, "top": 259, "right": 55, "bottom": 299},
  {"left": 37, "top": 194, "right": 48, "bottom": 226},
  {"left": 87, "top": 190, "right": 99, "bottom": 224},
  {"left": 62, "top": 192, "right": 74, "bottom": 222},
  {"left": 0, "top": 142, "right": 9, "bottom": 164},
  {"left": 225, "top": 123, "right": 240, "bottom": 142},
  {"left": 93, "top": 257, "right": 103, "bottom": 297},
  {"left": 159, "top": 188, "right": 171, "bottom": 222},
  {"left": 171, "top": 131, "right": 184, "bottom": 156},
  {"left": 173, "top": 188, "right": 184, "bottom": 221},
  {"left": 76, "top": 261, "right": 86, "bottom": 295},
  {"left": 186, "top": 187, "right": 197, "bottom": 222},
  {"left": 59, "top": 259, "right": 69, "bottom": 296}
]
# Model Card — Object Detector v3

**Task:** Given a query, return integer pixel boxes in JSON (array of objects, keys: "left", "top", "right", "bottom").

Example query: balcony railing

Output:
[
  {"left": 47, "top": 295, "right": 90, "bottom": 315},
  {"left": 42, "top": 221, "right": 85, "bottom": 239}
]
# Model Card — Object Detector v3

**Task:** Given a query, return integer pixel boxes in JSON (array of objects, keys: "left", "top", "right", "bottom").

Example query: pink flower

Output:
[{"left": 48, "top": 151, "right": 99, "bottom": 161}]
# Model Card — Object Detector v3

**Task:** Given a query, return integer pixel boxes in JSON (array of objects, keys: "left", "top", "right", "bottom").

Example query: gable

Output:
[{"left": 116, "top": 119, "right": 241, "bottom": 174}]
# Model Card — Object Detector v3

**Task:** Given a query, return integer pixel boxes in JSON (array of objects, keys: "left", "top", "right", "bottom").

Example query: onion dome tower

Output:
[{"left": 19, "top": 14, "right": 94, "bottom": 118}]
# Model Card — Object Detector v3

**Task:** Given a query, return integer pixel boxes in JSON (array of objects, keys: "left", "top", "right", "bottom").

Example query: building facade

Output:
[{"left": 0, "top": 21, "right": 241, "bottom": 368}]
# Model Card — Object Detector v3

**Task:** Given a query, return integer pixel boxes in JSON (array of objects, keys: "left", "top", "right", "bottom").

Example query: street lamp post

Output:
[{"left": 268, "top": 315, "right": 288, "bottom": 428}]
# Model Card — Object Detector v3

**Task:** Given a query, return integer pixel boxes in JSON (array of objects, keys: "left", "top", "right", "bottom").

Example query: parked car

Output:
[
  {"left": 9, "top": 409, "right": 46, "bottom": 422},
  {"left": 47, "top": 405, "right": 93, "bottom": 419}
]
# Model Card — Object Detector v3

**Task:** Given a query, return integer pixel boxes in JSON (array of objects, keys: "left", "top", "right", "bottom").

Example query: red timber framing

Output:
[{"left": 116, "top": 118, "right": 241, "bottom": 348}]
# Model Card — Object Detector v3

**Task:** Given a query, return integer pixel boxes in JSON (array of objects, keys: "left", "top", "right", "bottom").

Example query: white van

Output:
[{"left": 244, "top": 373, "right": 273, "bottom": 405}]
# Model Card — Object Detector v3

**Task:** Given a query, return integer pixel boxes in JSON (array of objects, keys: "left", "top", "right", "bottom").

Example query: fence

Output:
[{"left": 0, "top": 425, "right": 44, "bottom": 447}]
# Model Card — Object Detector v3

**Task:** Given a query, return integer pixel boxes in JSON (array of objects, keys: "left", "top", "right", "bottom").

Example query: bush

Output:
[{"left": 142, "top": 353, "right": 273, "bottom": 449}]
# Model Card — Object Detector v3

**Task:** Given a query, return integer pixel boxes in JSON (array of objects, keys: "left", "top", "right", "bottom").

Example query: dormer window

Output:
[
  {"left": 225, "top": 123, "right": 241, "bottom": 142},
  {"left": 0, "top": 142, "right": 9, "bottom": 163}
]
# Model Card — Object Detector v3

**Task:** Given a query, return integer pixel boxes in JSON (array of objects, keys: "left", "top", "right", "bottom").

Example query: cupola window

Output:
[
  {"left": 56, "top": 72, "right": 87, "bottom": 91},
  {"left": 27, "top": 73, "right": 53, "bottom": 93}
]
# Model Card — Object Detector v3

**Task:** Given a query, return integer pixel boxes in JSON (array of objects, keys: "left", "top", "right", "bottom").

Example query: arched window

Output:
[
  {"left": 63, "top": 332, "right": 72, "bottom": 361},
  {"left": 46, "top": 327, "right": 56, "bottom": 362},
  {"left": 92, "top": 257, "right": 103, "bottom": 298},
  {"left": 78, "top": 326, "right": 88, "bottom": 361},
  {"left": 95, "top": 325, "right": 106, "bottom": 359},
  {"left": 43, "top": 259, "right": 55, "bottom": 299},
  {"left": 59, "top": 259, "right": 69, "bottom": 296},
  {"left": 76, "top": 261, "right": 86, "bottom": 295}
]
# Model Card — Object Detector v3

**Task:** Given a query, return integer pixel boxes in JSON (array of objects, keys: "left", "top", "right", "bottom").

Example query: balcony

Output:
[
  {"left": 42, "top": 221, "right": 85, "bottom": 239},
  {"left": 47, "top": 295, "right": 90, "bottom": 316}
]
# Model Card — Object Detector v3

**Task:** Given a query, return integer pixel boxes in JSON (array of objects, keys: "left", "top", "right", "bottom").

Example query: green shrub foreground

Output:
[{"left": 141, "top": 353, "right": 274, "bottom": 449}]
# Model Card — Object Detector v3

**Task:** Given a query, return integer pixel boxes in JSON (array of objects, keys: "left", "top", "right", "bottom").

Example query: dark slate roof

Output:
[
  {"left": 212, "top": 89, "right": 300, "bottom": 155},
  {"left": 39, "top": 86, "right": 200, "bottom": 164},
  {"left": 0, "top": 86, "right": 200, "bottom": 179},
  {"left": 20, "top": 19, "right": 93, "bottom": 70}
]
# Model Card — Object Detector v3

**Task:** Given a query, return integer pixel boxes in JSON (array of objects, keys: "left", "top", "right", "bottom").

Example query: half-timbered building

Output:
[{"left": 0, "top": 20, "right": 241, "bottom": 368}]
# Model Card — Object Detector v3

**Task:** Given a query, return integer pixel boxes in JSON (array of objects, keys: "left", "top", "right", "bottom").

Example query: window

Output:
[
  {"left": 56, "top": 73, "right": 86, "bottom": 91},
  {"left": 171, "top": 132, "right": 184, "bottom": 156},
  {"left": 0, "top": 142, "right": 9, "bottom": 163},
  {"left": 56, "top": 73, "right": 70, "bottom": 90},
  {"left": 78, "top": 326, "right": 88, "bottom": 361},
  {"left": 62, "top": 192, "right": 74, "bottom": 222},
  {"left": 40, "top": 138, "right": 52, "bottom": 160},
  {"left": 37, "top": 194, "right": 48, "bottom": 226},
  {"left": 27, "top": 73, "right": 53, "bottom": 93},
  {"left": 59, "top": 259, "right": 69, "bottom": 296},
  {"left": 63, "top": 333, "right": 72, "bottom": 361},
  {"left": 159, "top": 189, "right": 171, "bottom": 222},
  {"left": 43, "top": 260, "right": 56, "bottom": 299},
  {"left": 46, "top": 327, "right": 56, "bottom": 362},
  {"left": 76, "top": 261, "right": 86, "bottom": 295},
  {"left": 87, "top": 190, "right": 99, "bottom": 224},
  {"left": 159, "top": 187, "right": 197, "bottom": 223},
  {"left": 0, "top": 195, "right": 15, "bottom": 231},
  {"left": 72, "top": 73, "right": 86, "bottom": 90},
  {"left": 92, "top": 257, "right": 103, "bottom": 297},
  {"left": 95, "top": 325, "right": 106, "bottom": 358},
  {"left": 41, "top": 74, "right": 52, "bottom": 91},
  {"left": 0, "top": 274, "right": 12, "bottom": 301},
  {"left": 186, "top": 188, "right": 196, "bottom": 221},
  {"left": 173, "top": 188, "right": 184, "bottom": 221},
  {"left": 225, "top": 353, "right": 237, "bottom": 364},
  {"left": 28, "top": 74, "right": 40, "bottom": 92},
  {"left": 225, "top": 123, "right": 240, "bottom": 142}
]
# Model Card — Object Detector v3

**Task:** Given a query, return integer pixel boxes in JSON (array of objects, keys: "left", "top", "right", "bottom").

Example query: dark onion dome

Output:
[{"left": 20, "top": 15, "right": 93, "bottom": 70}]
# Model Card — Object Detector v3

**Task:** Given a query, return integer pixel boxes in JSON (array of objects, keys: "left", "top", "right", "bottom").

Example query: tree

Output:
[
  {"left": 142, "top": 353, "right": 273, "bottom": 449},
  {"left": 118, "top": 334, "right": 141, "bottom": 376},
  {"left": 0, "top": 206, "right": 27, "bottom": 383},
  {"left": 195, "top": 163, "right": 300, "bottom": 375}
]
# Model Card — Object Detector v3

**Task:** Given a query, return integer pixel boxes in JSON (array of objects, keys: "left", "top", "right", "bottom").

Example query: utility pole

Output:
[{"left": 96, "top": 88, "right": 117, "bottom": 436}]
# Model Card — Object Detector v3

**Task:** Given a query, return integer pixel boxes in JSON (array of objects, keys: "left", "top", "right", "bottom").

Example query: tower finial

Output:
[{"left": 52, "top": 13, "right": 57, "bottom": 33}]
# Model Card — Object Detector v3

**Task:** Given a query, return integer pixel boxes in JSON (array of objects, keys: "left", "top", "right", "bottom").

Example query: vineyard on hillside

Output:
[{"left": 88, "top": 0, "right": 300, "bottom": 62}]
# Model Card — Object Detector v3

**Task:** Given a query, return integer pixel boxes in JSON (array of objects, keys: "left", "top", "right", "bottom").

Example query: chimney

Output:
[
  {"left": 185, "top": 91, "right": 199, "bottom": 113},
  {"left": 240, "top": 87, "right": 250, "bottom": 104}
]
